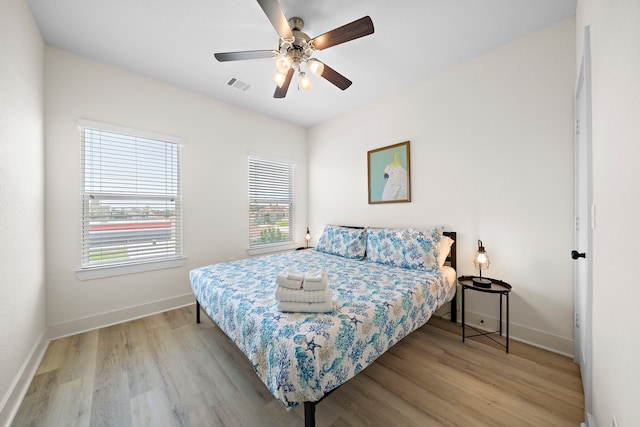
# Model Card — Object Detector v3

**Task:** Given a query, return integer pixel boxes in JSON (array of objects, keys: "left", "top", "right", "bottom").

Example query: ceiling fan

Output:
[{"left": 214, "top": 0, "right": 374, "bottom": 98}]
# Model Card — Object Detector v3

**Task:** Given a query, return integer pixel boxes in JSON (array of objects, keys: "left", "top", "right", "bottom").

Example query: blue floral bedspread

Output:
[{"left": 189, "top": 249, "right": 454, "bottom": 410}]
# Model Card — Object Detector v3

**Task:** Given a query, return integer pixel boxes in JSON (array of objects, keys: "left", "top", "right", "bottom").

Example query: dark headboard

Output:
[
  {"left": 443, "top": 231, "right": 457, "bottom": 323},
  {"left": 443, "top": 231, "right": 457, "bottom": 272}
]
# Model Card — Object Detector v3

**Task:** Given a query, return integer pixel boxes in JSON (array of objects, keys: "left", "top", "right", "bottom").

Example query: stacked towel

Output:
[
  {"left": 276, "top": 287, "right": 331, "bottom": 303},
  {"left": 285, "top": 269, "right": 304, "bottom": 281},
  {"left": 278, "top": 301, "right": 333, "bottom": 313},
  {"left": 302, "top": 269, "right": 328, "bottom": 291},
  {"left": 275, "top": 268, "right": 332, "bottom": 313},
  {"left": 276, "top": 269, "right": 304, "bottom": 289},
  {"left": 304, "top": 269, "right": 324, "bottom": 282}
]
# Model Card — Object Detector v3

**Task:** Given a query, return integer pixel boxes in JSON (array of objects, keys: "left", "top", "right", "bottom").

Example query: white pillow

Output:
[{"left": 436, "top": 235, "right": 454, "bottom": 267}]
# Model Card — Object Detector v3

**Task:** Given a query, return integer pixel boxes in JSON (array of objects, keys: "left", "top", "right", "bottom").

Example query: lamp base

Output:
[{"left": 472, "top": 277, "right": 492, "bottom": 288}]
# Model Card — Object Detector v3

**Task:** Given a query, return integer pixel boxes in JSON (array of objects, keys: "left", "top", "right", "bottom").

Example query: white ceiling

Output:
[{"left": 28, "top": 0, "right": 576, "bottom": 128}]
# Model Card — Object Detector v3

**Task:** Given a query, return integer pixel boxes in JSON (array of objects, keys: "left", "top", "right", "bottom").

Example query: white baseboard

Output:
[
  {"left": 0, "top": 329, "right": 49, "bottom": 427},
  {"left": 461, "top": 309, "right": 574, "bottom": 356},
  {"left": 48, "top": 293, "right": 195, "bottom": 339}
]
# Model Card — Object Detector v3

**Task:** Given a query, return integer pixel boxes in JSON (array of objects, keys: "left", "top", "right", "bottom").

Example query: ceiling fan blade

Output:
[
  {"left": 319, "top": 63, "right": 352, "bottom": 90},
  {"left": 274, "top": 68, "right": 294, "bottom": 98},
  {"left": 214, "top": 50, "right": 276, "bottom": 62},
  {"left": 257, "top": 0, "right": 293, "bottom": 41},
  {"left": 310, "top": 16, "right": 374, "bottom": 51}
]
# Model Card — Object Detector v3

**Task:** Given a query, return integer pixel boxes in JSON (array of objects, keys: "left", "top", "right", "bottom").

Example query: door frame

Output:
[{"left": 574, "top": 25, "right": 594, "bottom": 427}]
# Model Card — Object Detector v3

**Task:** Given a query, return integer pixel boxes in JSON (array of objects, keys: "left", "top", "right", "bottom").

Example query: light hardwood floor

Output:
[{"left": 12, "top": 305, "right": 584, "bottom": 426}]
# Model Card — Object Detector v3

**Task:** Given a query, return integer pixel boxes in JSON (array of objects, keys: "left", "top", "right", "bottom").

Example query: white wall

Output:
[
  {"left": 44, "top": 48, "right": 307, "bottom": 336},
  {"left": 576, "top": 1, "right": 640, "bottom": 426},
  {"left": 0, "top": 0, "right": 46, "bottom": 422},
  {"left": 308, "top": 19, "right": 576, "bottom": 354}
]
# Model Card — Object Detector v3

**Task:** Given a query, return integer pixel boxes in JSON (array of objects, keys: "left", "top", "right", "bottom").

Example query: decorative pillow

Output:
[
  {"left": 366, "top": 227, "right": 442, "bottom": 271},
  {"left": 436, "top": 235, "right": 454, "bottom": 267},
  {"left": 315, "top": 225, "right": 367, "bottom": 260}
]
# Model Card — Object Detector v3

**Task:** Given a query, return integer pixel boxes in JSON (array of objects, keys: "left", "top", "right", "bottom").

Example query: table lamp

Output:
[
  {"left": 473, "top": 239, "right": 492, "bottom": 288},
  {"left": 305, "top": 227, "right": 311, "bottom": 248}
]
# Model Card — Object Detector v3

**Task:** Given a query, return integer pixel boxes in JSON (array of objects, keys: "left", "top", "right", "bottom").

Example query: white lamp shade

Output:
[
  {"left": 272, "top": 72, "right": 286, "bottom": 87},
  {"left": 474, "top": 251, "right": 490, "bottom": 269},
  {"left": 276, "top": 56, "right": 292, "bottom": 74},
  {"left": 307, "top": 59, "right": 324, "bottom": 77},
  {"left": 473, "top": 240, "right": 490, "bottom": 270},
  {"left": 299, "top": 72, "right": 312, "bottom": 91}
]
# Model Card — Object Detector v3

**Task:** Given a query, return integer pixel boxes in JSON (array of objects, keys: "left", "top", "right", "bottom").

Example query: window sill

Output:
[
  {"left": 247, "top": 242, "right": 298, "bottom": 256},
  {"left": 76, "top": 257, "right": 187, "bottom": 281}
]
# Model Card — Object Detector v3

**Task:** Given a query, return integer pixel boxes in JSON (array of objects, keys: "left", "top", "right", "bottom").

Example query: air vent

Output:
[{"left": 226, "top": 77, "right": 253, "bottom": 92}]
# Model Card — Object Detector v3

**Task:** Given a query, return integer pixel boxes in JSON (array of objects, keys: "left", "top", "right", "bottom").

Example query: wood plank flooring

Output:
[{"left": 12, "top": 305, "right": 584, "bottom": 426}]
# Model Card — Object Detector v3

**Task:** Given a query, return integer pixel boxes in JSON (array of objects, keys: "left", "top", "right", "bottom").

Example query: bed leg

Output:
[
  {"left": 304, "top": 402, "right": 316, "bottom": 427},
  {"left": 450, "top": 293, "right": 457, "bottom": 323},
  {"left": 196, "top": 300, "right": 201, "bottom": 324}
]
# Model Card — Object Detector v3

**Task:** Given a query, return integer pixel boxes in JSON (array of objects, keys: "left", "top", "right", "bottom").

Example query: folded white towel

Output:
[
  {"left": 302, "top": 273, "right": 328, "bottom": 291},
  {"left": 286, "top": 269, "right": 304, "bottom": 281},
  {"left": 304, "top": 269, "right": 325, "bottom": 282},
  {"left": 276, "top": 287, "right": 331, "bottom": 303},
  {"left": 276, "top": 274, "right": 302, "bottom": 289},
  {"left": 278, "top": 300, "right": 333, "bottom": 313}
]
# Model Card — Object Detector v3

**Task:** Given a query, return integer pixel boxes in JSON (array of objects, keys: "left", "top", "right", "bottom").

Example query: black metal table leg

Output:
[
  {"left": 506, "top": 292, "right": 509, "bottom": 353},
  {"left": 461, "top": 285, "right": 466, "bottom": 342},
  {"left": 499, "top": 293, "right": 503, "bottom": 336}
]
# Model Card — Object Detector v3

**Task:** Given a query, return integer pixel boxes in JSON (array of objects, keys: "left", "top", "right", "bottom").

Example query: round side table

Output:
[{"left": 458, "top": 275, "right": 512, "bottom": 353}]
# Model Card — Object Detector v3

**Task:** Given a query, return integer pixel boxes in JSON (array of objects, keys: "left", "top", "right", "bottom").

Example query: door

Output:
[{"left": 574, "top": 26, "right": 593, "bottom": 426}]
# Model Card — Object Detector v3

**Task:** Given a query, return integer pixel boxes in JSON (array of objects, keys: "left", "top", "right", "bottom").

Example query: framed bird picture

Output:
[{"left": 367, "top": 141, "right": 411, "bottom": 204}]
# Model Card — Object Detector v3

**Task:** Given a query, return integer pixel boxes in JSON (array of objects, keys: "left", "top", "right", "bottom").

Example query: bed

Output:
[{"left": 190, "top": 226, "right": 457, "bottom": 426}]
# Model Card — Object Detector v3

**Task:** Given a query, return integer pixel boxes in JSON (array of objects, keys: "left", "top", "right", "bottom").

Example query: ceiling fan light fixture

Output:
[
  {"left": 299, "top": 72, "right": 312, "bottom": 91},
  {"left": 280, "top": 41, "right": 292, "bottom": 52},
  {"left": 275, "top": 55, "right": 292, "bottom": 73},
  {"left": 272, "top": 71, "right": 287, "bottom": 87},
  {"left": 213, "top": 1, "right": 374, "bottom": 99},
  {"left": 307, "top": 59, "right": 324, "bottom": 77}
]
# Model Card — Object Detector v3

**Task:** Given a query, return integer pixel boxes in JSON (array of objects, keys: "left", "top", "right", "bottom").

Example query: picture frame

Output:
[{"left": 367, "top": 141, "right": 411, "bottom": 204}]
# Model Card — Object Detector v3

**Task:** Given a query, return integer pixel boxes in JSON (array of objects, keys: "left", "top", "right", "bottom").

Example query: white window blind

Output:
[
  {"left": 79, "top": 120, "right": 183, "bottom": 269},
  {"left": 248, "top": 154, "right": 295, "bottom": 248}
]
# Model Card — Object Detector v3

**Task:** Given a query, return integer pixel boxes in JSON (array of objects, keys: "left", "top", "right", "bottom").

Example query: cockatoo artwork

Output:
[{"left": 381, "top": 151, "right": 408, "bottom": 201}]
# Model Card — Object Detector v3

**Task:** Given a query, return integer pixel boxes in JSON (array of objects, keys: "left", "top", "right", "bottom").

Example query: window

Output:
[
  {"left": 248, "top": 153, "right": 295, "bottom": 253},
  {"left": 78, "top": 119, "right": 184, "bottom": 277}
]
